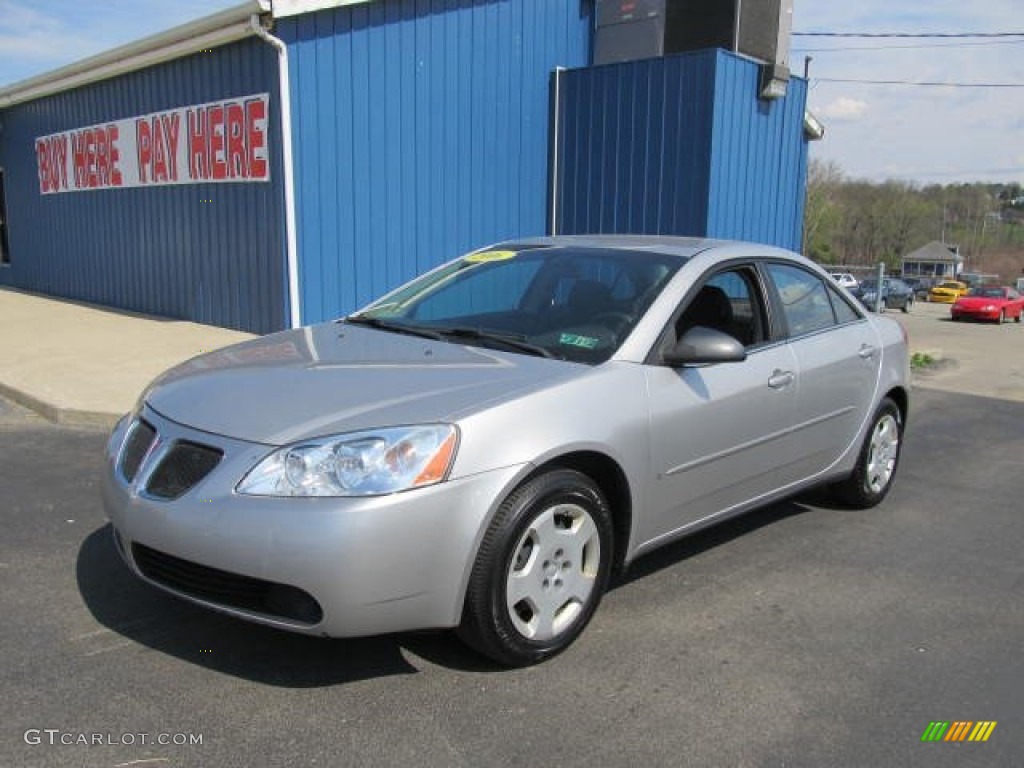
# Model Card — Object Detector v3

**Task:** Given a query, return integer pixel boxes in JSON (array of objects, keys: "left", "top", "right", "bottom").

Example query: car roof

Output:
[{"left": 487, "top": 234, "right": 731, "bottom": 261}]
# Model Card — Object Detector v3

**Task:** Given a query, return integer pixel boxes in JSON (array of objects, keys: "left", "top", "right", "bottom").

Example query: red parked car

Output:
[{"left": 951, "top": 286, "right": 1024, "bottom": 323}]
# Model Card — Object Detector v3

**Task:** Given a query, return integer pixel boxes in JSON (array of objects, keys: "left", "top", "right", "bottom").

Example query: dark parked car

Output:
[
  {"left": 902, "top": 277, "right": 935, "bottom": 301},
  {"left": 853, "top": 278, "right": 914, "bottom": 313}
]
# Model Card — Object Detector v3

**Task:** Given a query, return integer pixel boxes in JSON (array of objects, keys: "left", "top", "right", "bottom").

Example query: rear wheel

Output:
[
  {"left": 458, "top": 469, "right": 613, "bottom": 666},
  {"left": 831, "top": 398, "right": 903, "bottom": 509}
]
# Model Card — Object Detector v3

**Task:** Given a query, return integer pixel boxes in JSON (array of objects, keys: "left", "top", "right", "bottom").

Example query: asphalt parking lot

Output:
[
  {"left": 892, "top": 298, "right": 1024, "bottom": 403},
  {"left": 1, "top": 303, "right": 1022, "bottom": 768}
]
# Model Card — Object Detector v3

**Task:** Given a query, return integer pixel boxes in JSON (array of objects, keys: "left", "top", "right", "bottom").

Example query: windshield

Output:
[
  {"left": 350, "top": 246, "right": 683, "bottom": 363},
  {"left": 968, "top": 287, "right": 1004, "bottom": 298}
]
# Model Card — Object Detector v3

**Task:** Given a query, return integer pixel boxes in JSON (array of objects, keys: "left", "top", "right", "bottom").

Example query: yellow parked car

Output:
[{"left": 928, "top": 280, "right": 969, "bottom": 303}]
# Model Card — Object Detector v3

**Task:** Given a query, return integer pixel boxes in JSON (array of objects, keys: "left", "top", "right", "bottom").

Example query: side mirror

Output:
[{"left": 662, "top": 326, "right": 747, "bottom": 366}]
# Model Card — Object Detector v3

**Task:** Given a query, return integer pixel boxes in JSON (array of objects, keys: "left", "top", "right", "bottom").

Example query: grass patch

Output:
[{"left": 911, "top": 352, "right": 935, "bottom": 370}]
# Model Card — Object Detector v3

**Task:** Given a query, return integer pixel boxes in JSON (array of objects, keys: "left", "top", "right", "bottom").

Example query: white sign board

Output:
[{"left": 35, "top": 93, "right": 270, "bottom": 194}]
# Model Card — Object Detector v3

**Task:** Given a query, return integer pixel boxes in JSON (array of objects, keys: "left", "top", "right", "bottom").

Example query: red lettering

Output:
[
  {"left": 246, "top": 99, "right": 267, "bottom": 179},
  {"left": 152, "top": 118, "right": 169, "bottom": 183},
  {"left": 56, "top": 136, "right": 69, "bottom": 191},
  {"left": 209, "top": 105, "right": 226, "bottom": 180},
  {"left": 35, "top": 140, "right": 49, "bottom": 193},
  {"left": 136, "top": 119, "right": 152, "bottom": 184},
  {"left": 225, "top": 103, "right": 246, "bottom": 178},
  {"left": 161, "top": 114, "right": 180, "bottom": 181},
  {"left": 95, "top": 127, "right": 109, "bottom": 186},
  {"left": 108, "top": 125, "right": 123, "bottom": 186},
  {"left": 36, "top": 136, "right": 71, "bottom": 193},
  {"left": 188, "top": 109, "right": 209, "bottom": 180},
  {"left": 72, "top": 133, "right": 87, "bottom": 189},
  {"left": 85, "top": 129, "right": 99, "bottom": 189}
]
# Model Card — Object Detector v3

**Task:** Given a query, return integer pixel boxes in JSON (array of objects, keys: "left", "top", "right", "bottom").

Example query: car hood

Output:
[{"left": 143, "top": 322, "right": 582, "bottom": 444}]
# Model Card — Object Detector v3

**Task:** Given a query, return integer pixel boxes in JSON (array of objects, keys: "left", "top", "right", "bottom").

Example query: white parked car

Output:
[{"left": 830, "top": 272, "right": 859, "bottom": 290}]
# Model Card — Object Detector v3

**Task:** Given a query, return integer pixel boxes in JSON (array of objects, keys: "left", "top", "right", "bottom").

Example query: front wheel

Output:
[
  {"left": 831, "top": 398, "right": 903, "bottom": 509},
  {"left": 458, "top": 469, "right": 613, "bottom": 666}
]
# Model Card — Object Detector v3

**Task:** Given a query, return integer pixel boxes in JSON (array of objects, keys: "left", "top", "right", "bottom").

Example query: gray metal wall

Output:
[{"left": 0, "top": 38, "right": 287, "bottom": 334}]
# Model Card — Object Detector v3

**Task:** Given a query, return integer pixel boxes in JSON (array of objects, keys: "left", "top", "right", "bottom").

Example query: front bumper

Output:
[
  {"left": 951, "top": 308, "right": 1000, "bottom": 321},
  {"left": 102, "top": 406, "right": 525, "bottom": 637}
]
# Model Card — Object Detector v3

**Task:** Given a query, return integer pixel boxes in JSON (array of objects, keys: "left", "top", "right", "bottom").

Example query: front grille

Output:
[
  {"left": 145, "top": 441, "right": 223, "bottom": 500},
  {"left": 131, "top": 543, "right": 323, "bottom": 625},
  {"left": 120, "top": 420, "right": 156, "bottom": 482}
]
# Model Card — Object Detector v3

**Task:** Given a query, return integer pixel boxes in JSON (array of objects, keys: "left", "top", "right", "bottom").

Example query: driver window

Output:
[{"left": 675, "top": 268, "right": 765, "bottom": 347}]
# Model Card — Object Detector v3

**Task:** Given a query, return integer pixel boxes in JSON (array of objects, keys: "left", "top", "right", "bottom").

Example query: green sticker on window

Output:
[{"left": 559, "top": 333, "right": 600, "bottom": 349}]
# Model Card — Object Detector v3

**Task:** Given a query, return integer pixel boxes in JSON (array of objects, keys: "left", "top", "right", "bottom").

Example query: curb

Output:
[{"left": 0, "top": 381, "right": 121, "bottom": 430}]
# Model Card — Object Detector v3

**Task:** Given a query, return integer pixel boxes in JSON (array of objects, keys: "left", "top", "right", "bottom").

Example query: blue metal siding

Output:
[
  {"left": 555, "top": 50, "right": 716, "bottom": 237},
  {"left": 279, "top": 0, "right": 592, "bottom": 324},
  {"left": 554, "top": 49, "right": 808, "bottom": 251},
  {"left": 0, "top": 38, "right": 287, "bottom": 333},
  {"left": 706, "top": 52, "right": 808, "bottom": 251}
]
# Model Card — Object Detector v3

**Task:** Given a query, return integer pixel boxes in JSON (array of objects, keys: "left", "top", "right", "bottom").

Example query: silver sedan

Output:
[{"left": 102, "top": 236, "right": 909, "bottom": 666}]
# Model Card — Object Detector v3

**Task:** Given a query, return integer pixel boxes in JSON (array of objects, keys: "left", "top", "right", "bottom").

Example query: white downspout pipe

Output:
[
  {"left": 550, "top": 67, "right": 565, "bottom": 236},
  {"left": 251, "top": 14, "right": 302, "bottom": 329}
]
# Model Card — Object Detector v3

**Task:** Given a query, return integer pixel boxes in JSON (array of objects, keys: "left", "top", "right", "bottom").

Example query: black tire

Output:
[
  {"left": 831, "top": 397, "right": 903, "bottom": 509},
  {"left": 1015, "top": 310, "right": 1022, "bottom": 324},
  {"left": 458, "top": 469, "right": 613, "bottom": 666}
]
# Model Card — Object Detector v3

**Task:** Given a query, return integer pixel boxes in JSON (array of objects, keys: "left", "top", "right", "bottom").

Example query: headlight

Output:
[
  {"left": 237, "top": 424, "right": 458, "bottom": 497},
  {"left": 981, "top": 304, "right": 996, "bottom": 312}
]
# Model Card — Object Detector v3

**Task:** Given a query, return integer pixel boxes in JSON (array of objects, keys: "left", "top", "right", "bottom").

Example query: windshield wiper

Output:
[
  {"left": 427, "top": 326, "right": 557, "bottom": 359},
  {"left": 343, "top": 315, "right": 444, "bottom": 341}
]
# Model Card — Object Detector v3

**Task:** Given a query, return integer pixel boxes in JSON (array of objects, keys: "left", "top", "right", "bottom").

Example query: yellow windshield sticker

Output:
[{"left": 464, "top": 250, "right": 517, "bottom": 263}]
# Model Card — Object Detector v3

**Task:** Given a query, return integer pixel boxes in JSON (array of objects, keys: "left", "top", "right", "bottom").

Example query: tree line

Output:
[{"left": 803, "top": 159, "right": 1024, "bottom": 279}]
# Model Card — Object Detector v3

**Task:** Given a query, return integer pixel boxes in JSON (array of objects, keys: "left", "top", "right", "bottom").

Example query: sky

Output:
[{"left": 1, "top": 0, "right": 1021, "bottom": 186}]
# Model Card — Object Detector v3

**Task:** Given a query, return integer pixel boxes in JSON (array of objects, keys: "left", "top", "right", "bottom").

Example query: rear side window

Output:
[
  {"left": 765, "top": 263, "right": 841, "bottom": 337},
  {"left": 826, "top": 284, "right": 862, "bottom": 324}
]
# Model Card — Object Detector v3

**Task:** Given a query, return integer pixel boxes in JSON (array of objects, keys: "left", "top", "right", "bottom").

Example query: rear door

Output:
[{"left": 761, "top": 262, "right": 881, "bottom": 485}]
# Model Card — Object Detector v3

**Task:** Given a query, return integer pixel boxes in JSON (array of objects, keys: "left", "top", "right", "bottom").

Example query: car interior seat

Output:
[{"left": 676, "top": 285, "right": 735, "bottom": 340}]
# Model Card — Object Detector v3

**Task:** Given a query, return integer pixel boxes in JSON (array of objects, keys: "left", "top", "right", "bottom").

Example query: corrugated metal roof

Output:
[{"left": 0, "top": 2, "right": 269, "bottom": 108}]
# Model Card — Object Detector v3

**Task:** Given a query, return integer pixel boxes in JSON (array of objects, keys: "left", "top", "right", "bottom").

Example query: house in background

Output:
[{"left": 901, "top": 241, "right": 963, "bottom": 279}]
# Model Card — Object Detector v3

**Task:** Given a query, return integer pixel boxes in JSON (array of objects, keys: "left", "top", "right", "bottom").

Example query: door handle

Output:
[
  {"left": 858, "top": 344, "right": 877, "bottom": 360},
  {"left": 768, "top": 369, "right": 794, "bottom": 389}
]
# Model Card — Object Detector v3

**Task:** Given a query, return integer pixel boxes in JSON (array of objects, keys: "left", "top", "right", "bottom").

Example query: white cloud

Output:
[
  {"left": 796, "top": 0, "right": 1024, "bottom": 183},
  {"left": 817, "top": 97, "right": 869, "bottom": 120}
]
